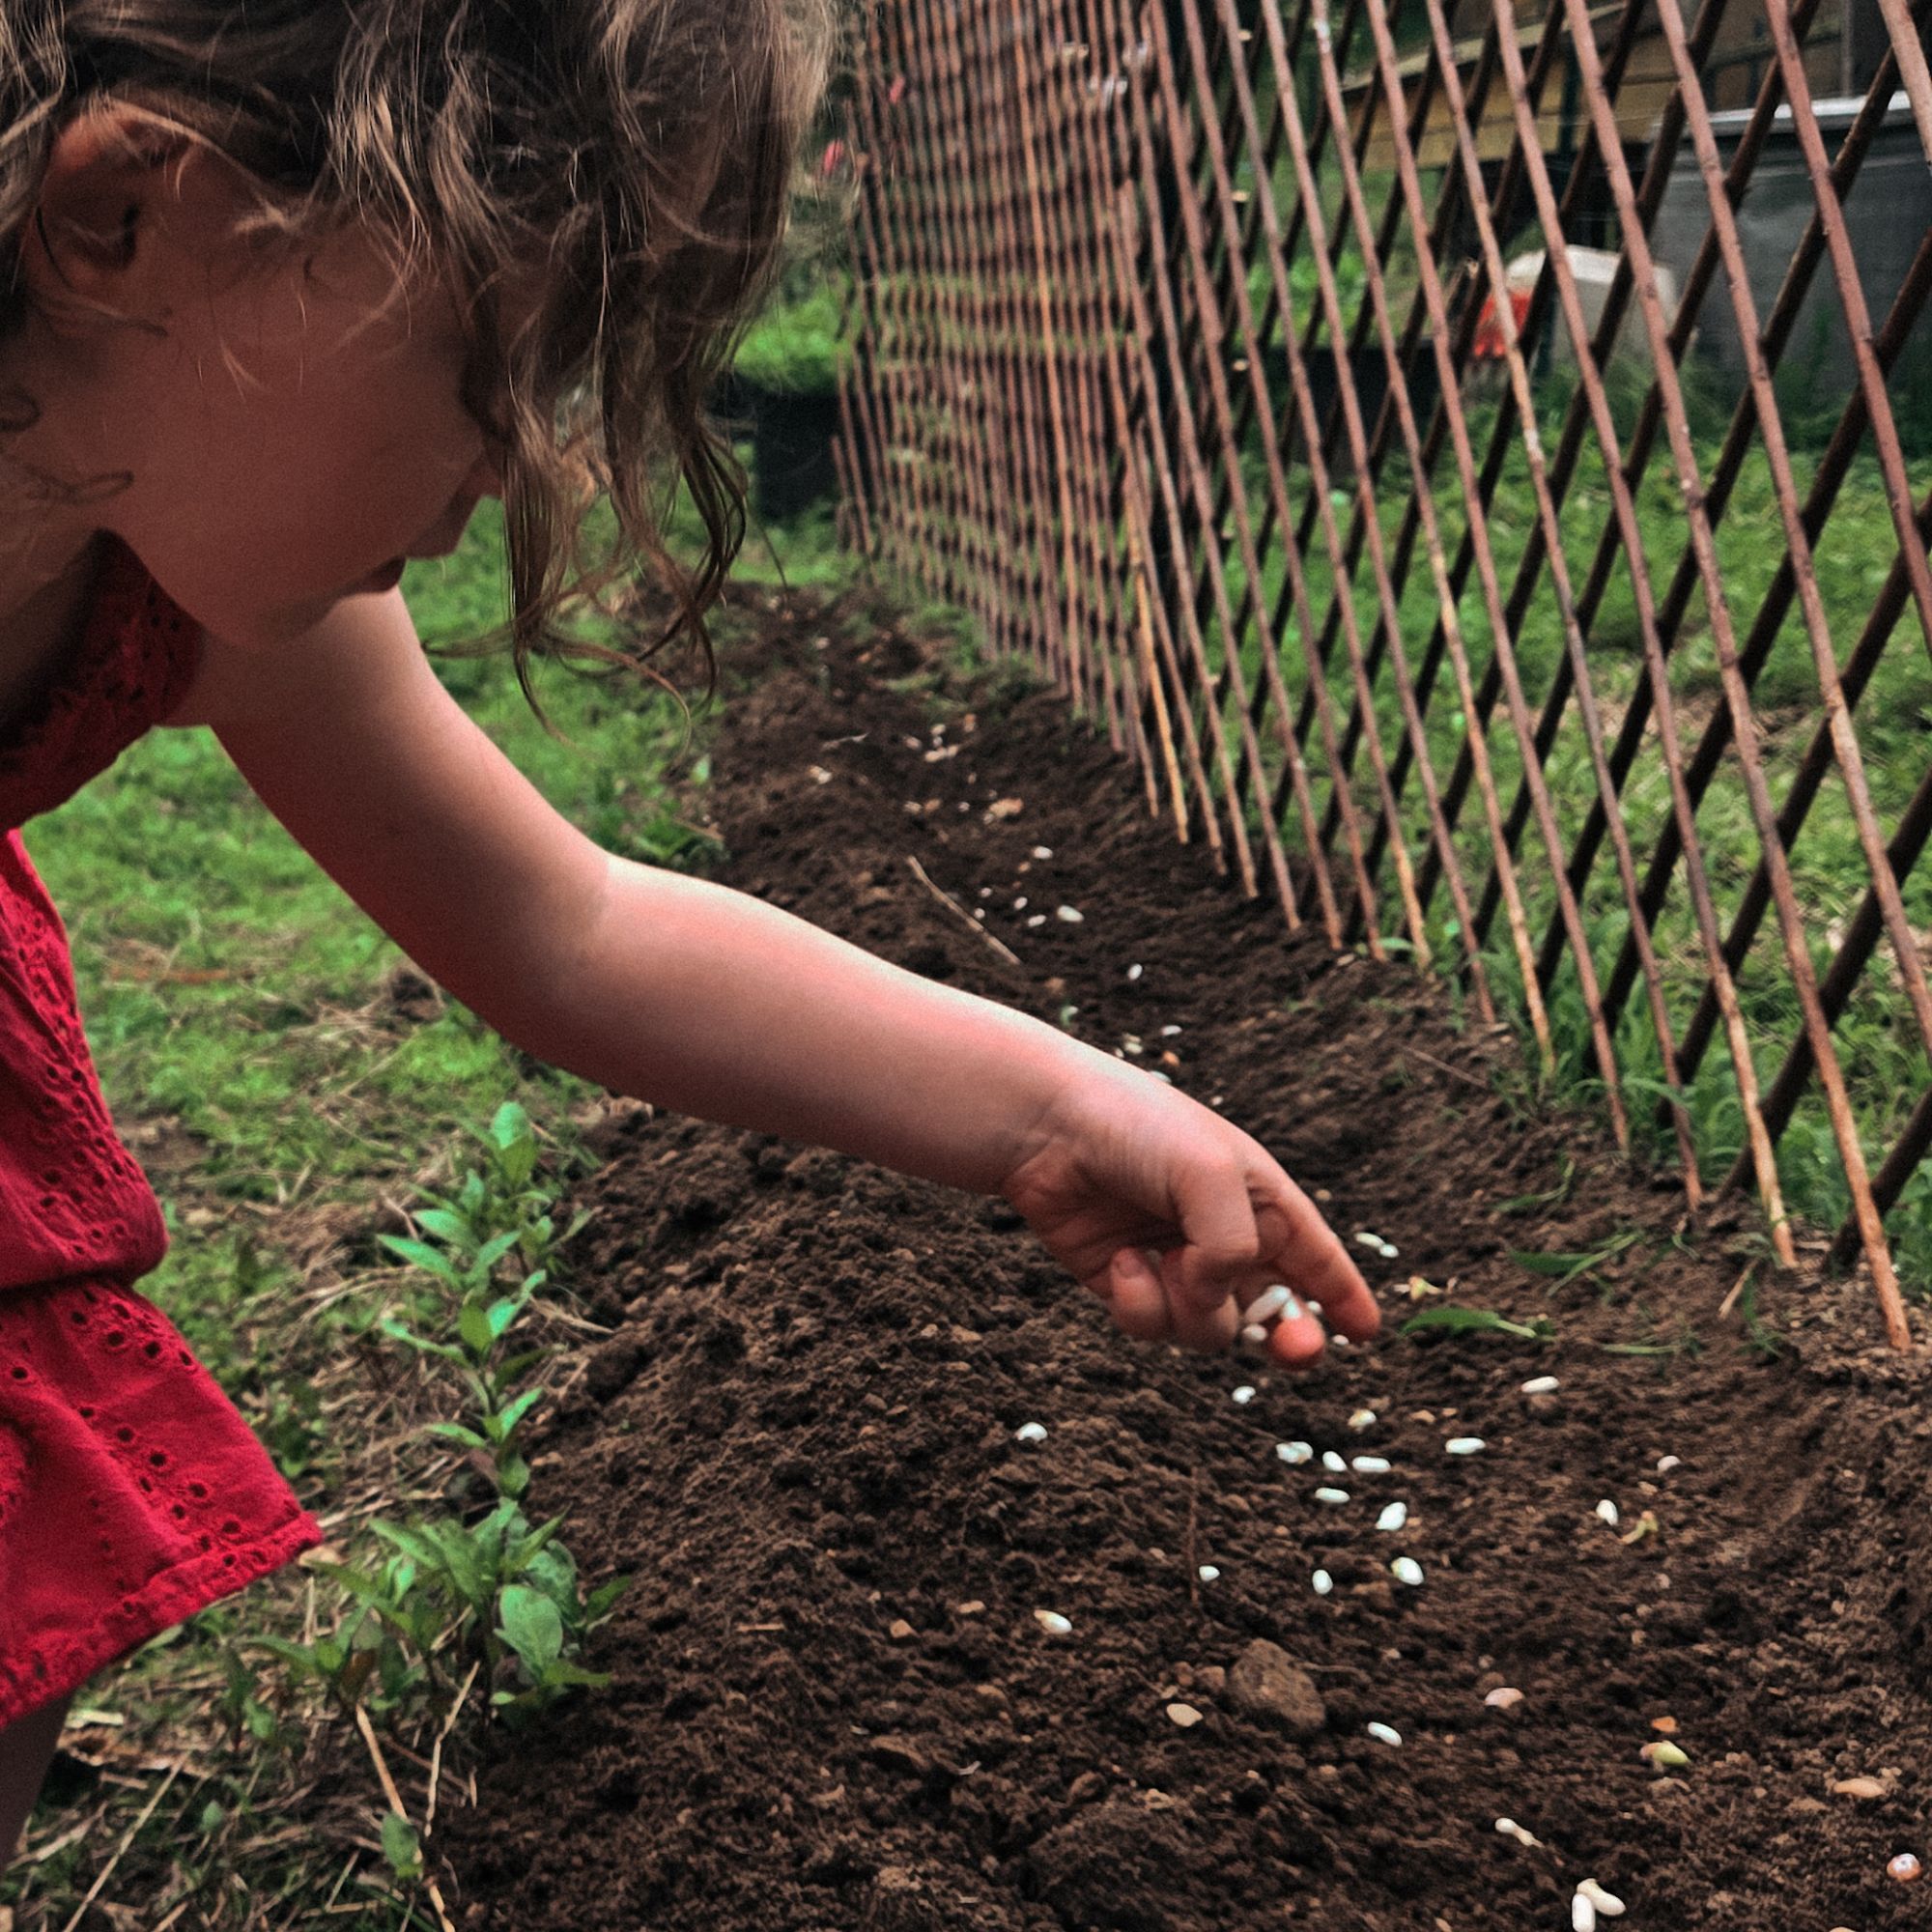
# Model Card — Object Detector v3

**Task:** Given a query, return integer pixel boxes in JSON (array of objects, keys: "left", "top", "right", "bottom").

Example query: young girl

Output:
[{"left": 0, "top": 0, "right": 1377, "bottom": 1867}]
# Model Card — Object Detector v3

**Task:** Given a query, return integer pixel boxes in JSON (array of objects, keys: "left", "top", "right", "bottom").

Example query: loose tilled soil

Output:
[{"left": 431, "top": 586, "right": 1932, "bottom": 1931}]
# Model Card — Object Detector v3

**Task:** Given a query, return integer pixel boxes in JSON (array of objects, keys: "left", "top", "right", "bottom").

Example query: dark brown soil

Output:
[{"left": 432, "top": 586, "right": 1932, "bottom": 1931}]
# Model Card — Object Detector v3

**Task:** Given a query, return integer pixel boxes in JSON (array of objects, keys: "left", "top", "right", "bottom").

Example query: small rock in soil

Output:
[{"left": 1227, "top": 1640, "right": 1326, "bottom": 1739}]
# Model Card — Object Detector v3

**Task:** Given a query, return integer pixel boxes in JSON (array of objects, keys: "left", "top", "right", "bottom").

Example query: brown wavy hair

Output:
[{"left": 0, "top": 0, "right": 835, "bottom": 729}]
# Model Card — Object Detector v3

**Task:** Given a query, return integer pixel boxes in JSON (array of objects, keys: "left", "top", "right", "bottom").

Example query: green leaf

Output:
[
  {"left": 376, "top": 1319, "right": 464, "bottom": 1363},
  {"left": 459, "top": 1301, "right": 496, "bottom": 1356},
  {"left": 413, "top": 1208, "right": 475, "bottom": 1247},
  {"left": 496, "top": 1387, "right": 546, "bottom": 1435},
  {"left": 368, "top": 1520, "right": 451, "bottom": 1573},
  {"left": 421, "top": 1420, "right": 491, "bottom": 1450},
  {"left": 486, "top": 1297, "right": 524, "bottom": 1341},
  {"left": 1401, "top": 1305, "right": 1553, "bottom": 1342},
  {"left": 582, "top": 1574, "right": 634, "bottom": 1624},
  {"left": 475, "top": 1231, "right": 521, "bottom": 1274},
  {"left": 498, "top": 1584, "right": 565, "bottom": 1677},
  {"left": 380, "top": 1809, "right": 422, "bottom": 1879},
  {"left": 378, "top": 1234, "right": 461, "bottom": 1281},
  {"left": 544, "top": 1662, "right": 611, "bottom": 1689},
  {"left": 507, "top": 1512, "right": 567, "bottom": 1574}
]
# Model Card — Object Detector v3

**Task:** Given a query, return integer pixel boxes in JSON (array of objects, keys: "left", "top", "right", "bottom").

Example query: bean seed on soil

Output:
[
  {"left": 1031, "top": 845, "right": 1053, "bottom": 859},
  {"left": 1577, "top": 1878, "right": 1625, "bottom": 1917},
  {"left": 1312, "top": 1569, "right": 1334, "bottom": 1595},
  {"left": 1197, "top": 1565, "right": 1220, "bottom": 1582},
  {"left": 1596, "top": 1499, "right": 1621, "bottom": 1525},
  {"left": 1351, "top": 1455, "right": 1391, "bottom": 1474},
  {"left": 1127, "top": 962, "right": 1143, "bottom": 980},
  {"left": 1349, "top": 1408, "right": 1378, "bottom": 1432},
  {"left": 1014, "top": 1422, "right": 1048, "bottom": 1444},
  {"left": 1239, "top": 1324, "right": 1269, "bottom": 1349},
  {"left": 1377, "top": 1503, "right": 1408, "bottom": 1532},
  {"left": 1640, "top": 1741, "right": 1690, "bottom": 1768},
  {"left": 1365, "top": 1722, "right": 1403, "bottom": 1747},
  {"left": 1657, "top": 1455, "right": 1682, "bottom": 1472},
  {"left": 1354, "top": 1231, "right": 1385, "bottom": 1251},
  {"left": 1521, "top": 1376, "right": 1560, "bottom": 1395},
  {"left": 1571, "top": 1892, "right": 1597, "bottom": 1932},
  {"left": 1166, "top": 1702, "right": 1204, "bottom": 1727},
  {"left": 1444, "top": 1437, "right": 1487, "bottom": 1456},
  {"left": 1160, "top": 1024, "right": 1182, "bottom": 1037},
  {"left": 1278, "top": 1441, "right": 1315, "bottom": 1464},
  {"left": 1056, "top": 904, "right": 1083, "bottom": 923},
  {"left": 1391, "top": 1558, "right": 1424, "bottom": 1586},
  {"left": 1034, "top": 1610, "right": 1073, "bottom": 1636},
  {"left": 1890, "top": 1852, "right": 1923, "bottom": 1882},
  {"left": 1232, "top": 1385, "right": 1258, "bottom": 1405},
  {"left": 1493, "top": 1818, "right": 1539, "bottom": 1848},
  {"left": 1485, "top": 1687, "right": 1524, "bottom": 1710},
  {"left": 1314, "top": 1488, "right": 1350, "bottom": 1506},
  {"left": 1322, "top": 1451, "right": 1349, "bottom": 1474}
]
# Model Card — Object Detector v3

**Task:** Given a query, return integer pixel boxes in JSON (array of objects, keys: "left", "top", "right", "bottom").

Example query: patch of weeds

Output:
[
  {"left": 1400, "top": 1304, "right": 1557, "bottom": 1343},
  {"left": 1510, "top": 1228, "right": 1644, "bottom": 1289}
]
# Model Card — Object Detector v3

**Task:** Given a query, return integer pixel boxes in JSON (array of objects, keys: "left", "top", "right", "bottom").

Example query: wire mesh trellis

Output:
[{"left": 832, "top": 0, "right": 1932, "bottom": 1347}]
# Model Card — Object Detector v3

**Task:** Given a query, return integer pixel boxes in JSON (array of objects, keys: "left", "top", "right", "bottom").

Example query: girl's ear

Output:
[{"left": 19, "top": 103, "right": 195, "bottom": 330}]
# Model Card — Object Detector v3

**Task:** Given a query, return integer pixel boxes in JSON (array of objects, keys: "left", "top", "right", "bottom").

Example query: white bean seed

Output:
[
  {"left": 1377, "top": 1502, "right": 1408, "bottom": 1532},
  {"left": 1391, "top": 1557, "right": 1424, "bottom": 1586},
  {"left": 1349, "top": 1408, "right": 1378, "bottom": 1432},
  {"left": 1596, "top": 1499, "right": 1621, "bottom": 1526},
  {"left": 1232, "top": 1385, "right": 1258, "bottom": 1406},
  {"left": 1322, "top": 1451, "right": 1348, "bottom": 1474},
  {"left": 1127, "top": 963, "right": 1143, "bottom": 980},
  {"left": 1493, "top": 1817, "right": 1539, "bottom": 1847},
  {"left": 1026, "top": 914, "right": 1046, "bottom": 927},
  {"left": 1378, "top": 1240, "right": 1401, "bottom": 1260},
  {"left": 1577, "top": 1879, "right": 1625, "bottom": 1917},
  {"left": 1197, "top": 1565, "right": 1220, "bottom": 1582},
  {"left": 1520, "top": 1376, "right": 1560, "bottom": 1395},
  {"left": 1571, "top": 1891, "right": 1598, "bottom": 1932},
  {"left": 1312, "top": 1569, "right": 1333, "bottom": 1595},
  {"left": 1351, "top": 1455, "right": 1391, "bottom": 1474},
  {"left": 1277, "top": 1441, "right": 1315, "bottom": 1465},
  {"left": 1032, "top": 845, "right": 1053, "bottom": 860},
  {"left": 1014, "top": 1422, "right": 1048, "bottom": 1444},
  {"left": 1445, "top": 1437, "right": 1487, "bottom": 1456},
  {"left": 1238, "top": 1323, "right": 1269, "bottom": 1350},
  {"left": 1484, "top": 1687, "right": 1524, "bottom": 1710},
  {"left": 1056, "top": 904, "right": 1084, "bottom": 923},
  {"left": 1242, "top": 1285, "right": 1293, "bottom": 1326},
  {"left": 1657, "top": 1455, "right": 1682, "bottom": 1473},
  {"left": 1889, "top": 1851, "right": 1922, "bottom": 1882},
  {"left": 1365, "top": 1722, "right": 1403, "bottom": 1747},
  {"left": 1314, "top": 1488, "right": 1350, "bottom": 1506},
  {"left": 1166, "top": 1701, "right": 1204, "bottom": 1727},
  {"left": 1353, "top": 1231, "right": 1384, "bottom": 1251},
  {"left": 1034, "top": 1609, "right": 1072, "bottom": 1635}
]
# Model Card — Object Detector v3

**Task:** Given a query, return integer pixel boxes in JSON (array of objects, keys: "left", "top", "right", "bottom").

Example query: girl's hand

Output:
[{"left": 998, "top": 1060, "right": 1379, "bottom": 1366}]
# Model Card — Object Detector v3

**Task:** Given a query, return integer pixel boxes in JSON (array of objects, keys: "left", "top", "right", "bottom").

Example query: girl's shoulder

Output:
[{"left": 0, "top": 534, "right": 205, "bottom": 829}]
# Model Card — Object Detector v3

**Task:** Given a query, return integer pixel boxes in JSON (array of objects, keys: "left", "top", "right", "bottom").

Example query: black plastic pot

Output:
[{"left": 713, "top": 373, "right": 842, "bottom": 524}]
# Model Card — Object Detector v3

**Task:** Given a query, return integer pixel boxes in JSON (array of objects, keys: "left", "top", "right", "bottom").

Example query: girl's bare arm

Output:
[{"left": 203, "top": 587, "right": 1377, "bottom": 1357}]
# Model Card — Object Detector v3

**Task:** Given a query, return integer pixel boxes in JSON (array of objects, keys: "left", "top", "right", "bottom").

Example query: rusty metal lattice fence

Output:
[{"left": 829, "top": 0, "right": 1932, "bottom": 1344}]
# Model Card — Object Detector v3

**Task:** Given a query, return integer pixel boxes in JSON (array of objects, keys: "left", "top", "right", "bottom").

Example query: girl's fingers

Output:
[
  {"left": 1156, "top": 1245, "right": 1240, "bottom": 1354},
  {"left": 1097, "top": 1246, "right": 1173, "bottom": 1342},
  {"left": 1267, "top": 1296, "right": 1330, "bottom": 1368},
  {"left": 1254, "top": 1192, "right": 1380, "bottom": 1343}
]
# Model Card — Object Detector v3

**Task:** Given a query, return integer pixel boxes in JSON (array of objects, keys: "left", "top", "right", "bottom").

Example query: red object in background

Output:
[
  {"left": 1471, "top": 286, "right": 1533, "bottom": 360},
  {"left": 819, "top": 138, "right": 847, "bottom": 181}
]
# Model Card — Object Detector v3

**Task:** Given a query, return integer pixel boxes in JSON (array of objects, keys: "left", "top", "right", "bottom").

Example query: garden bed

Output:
[{"left": 431, "top": 585, "right": 1932, "bottom": 1931}]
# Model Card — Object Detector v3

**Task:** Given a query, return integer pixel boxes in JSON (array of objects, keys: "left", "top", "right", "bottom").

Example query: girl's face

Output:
[{"left": 4, "top": 110, "right": 520, "bottom": 649}]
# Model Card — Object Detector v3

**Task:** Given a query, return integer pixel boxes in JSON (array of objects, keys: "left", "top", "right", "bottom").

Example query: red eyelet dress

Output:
[{"left": 0, "top": 534, "right": 325, "bottom": 1730}]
